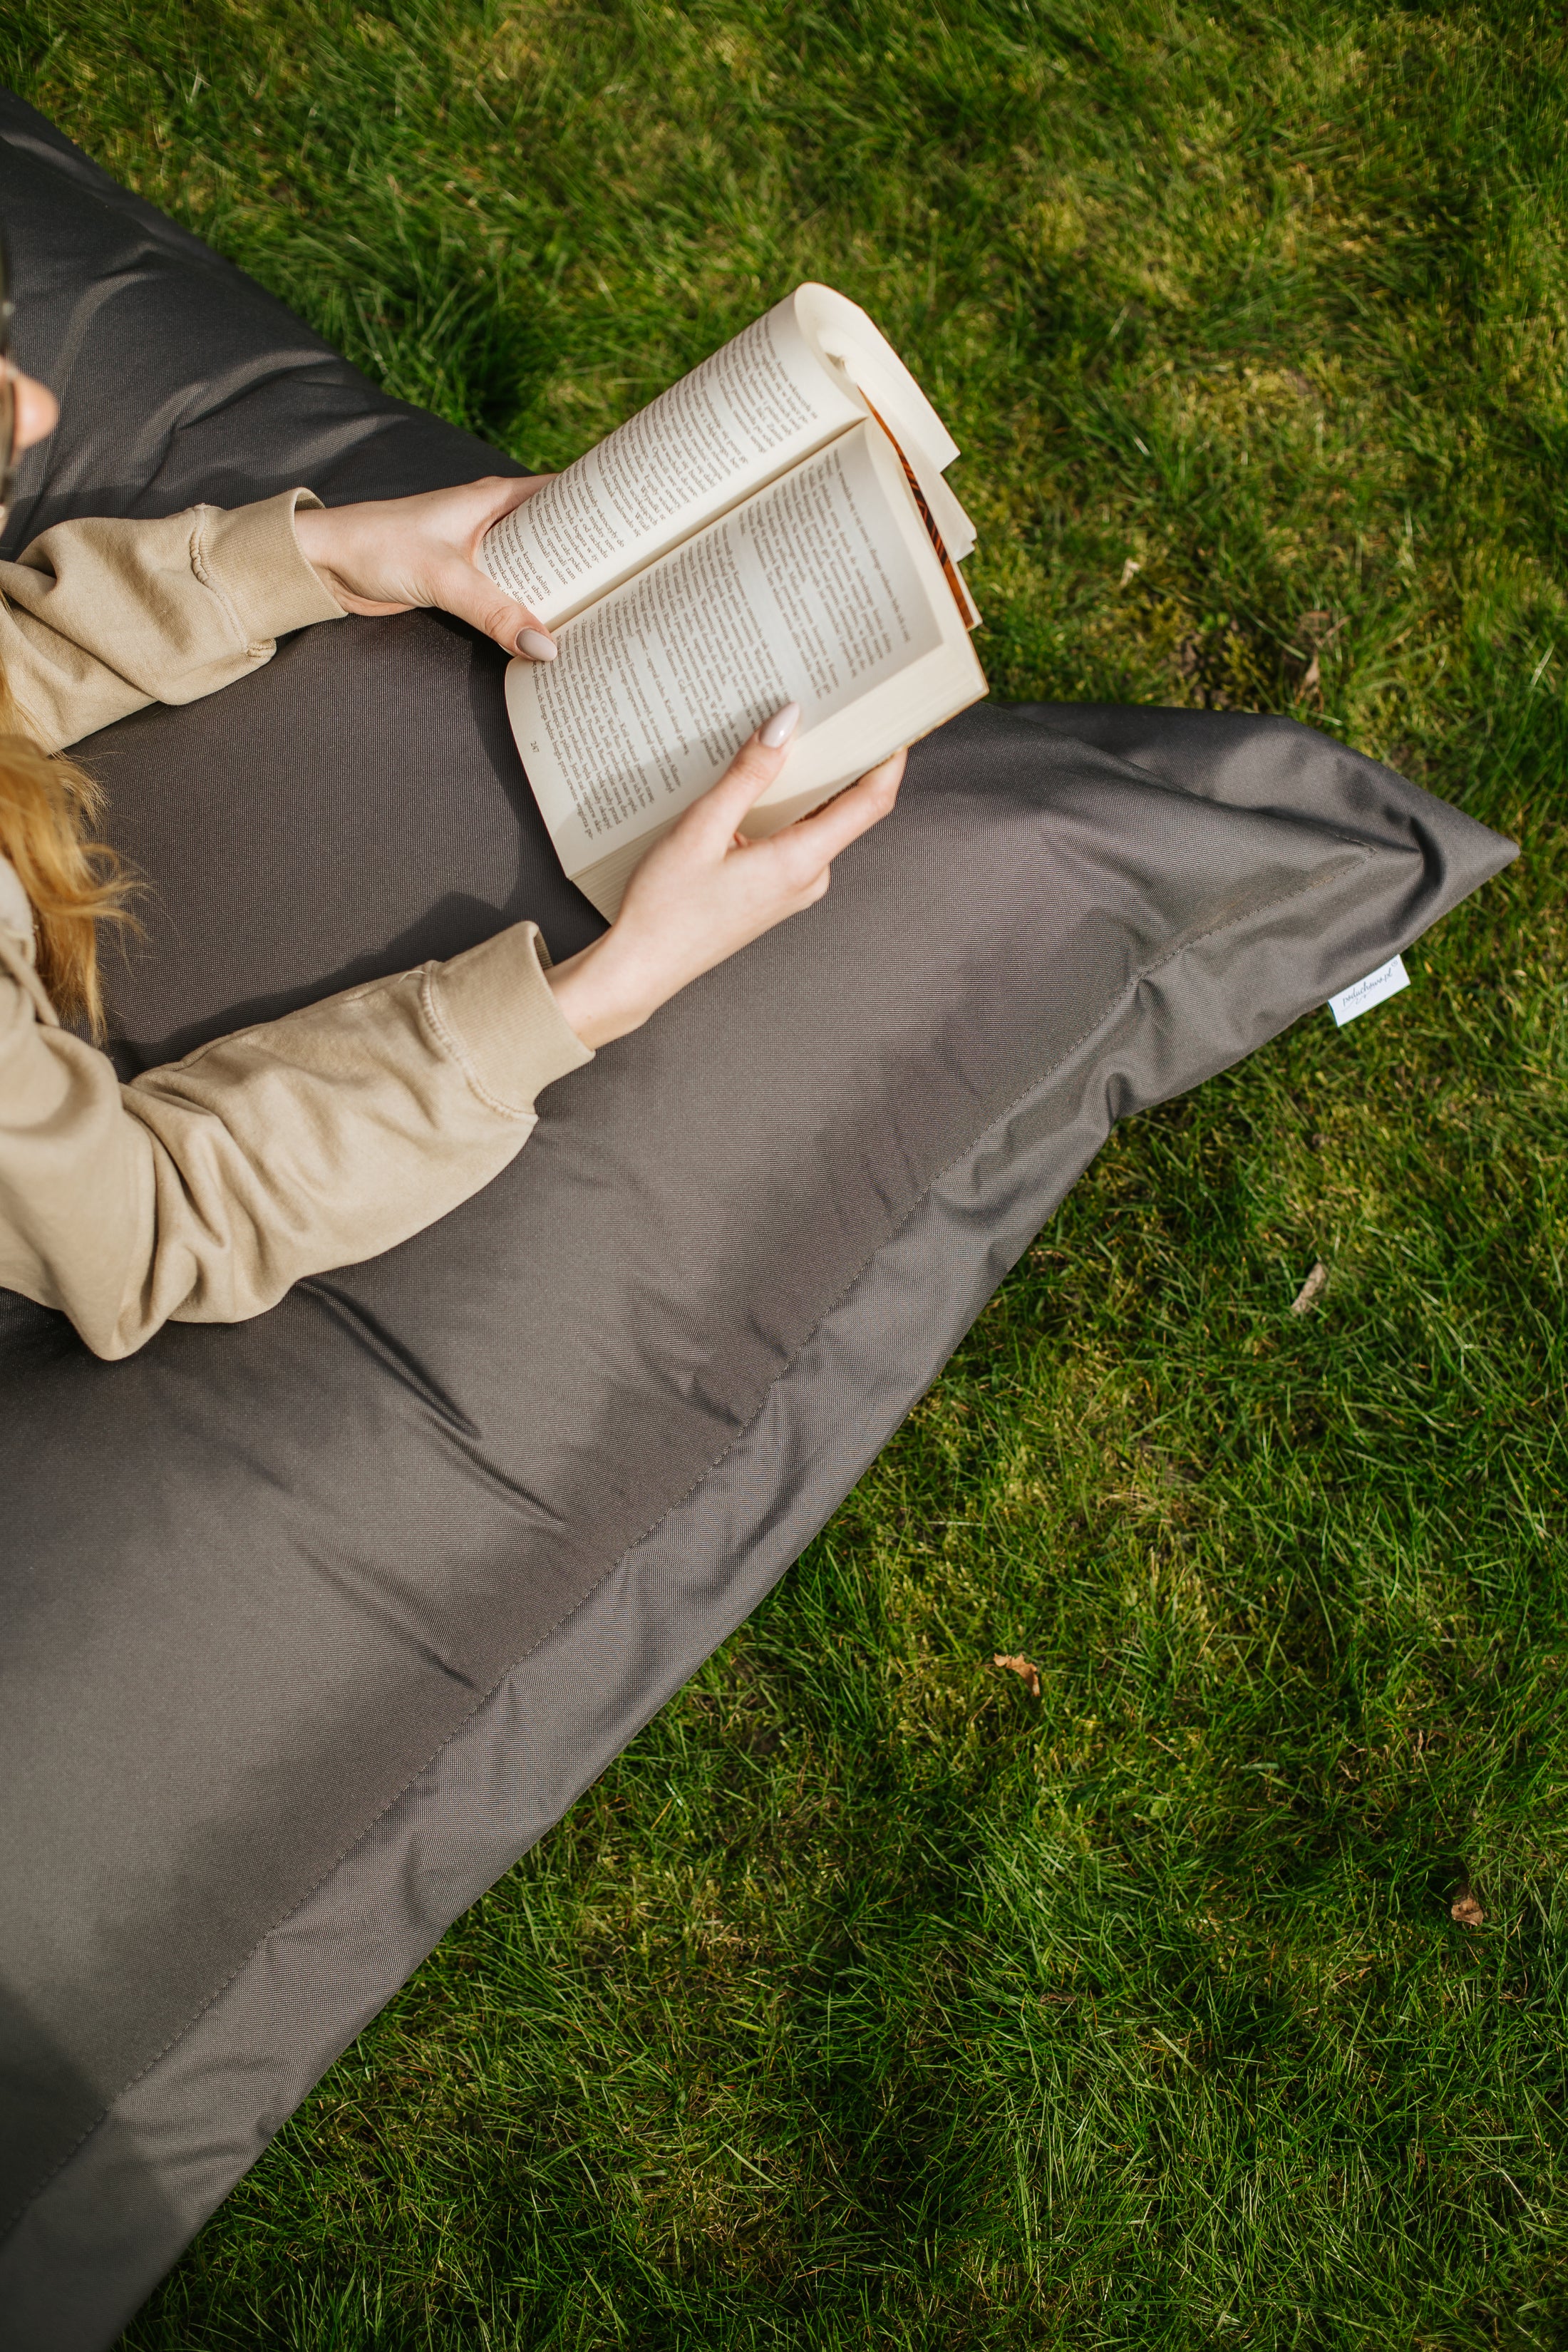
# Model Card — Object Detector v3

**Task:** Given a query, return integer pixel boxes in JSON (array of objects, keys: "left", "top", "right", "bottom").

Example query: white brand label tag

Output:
[{"left": 1329, "top": 954, "right": 1409, "bottom": 1026}]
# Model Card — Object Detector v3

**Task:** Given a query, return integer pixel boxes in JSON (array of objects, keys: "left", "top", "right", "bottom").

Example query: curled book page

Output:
[{"left": 480, "top": 304, "right": 862, "bottom": 624}]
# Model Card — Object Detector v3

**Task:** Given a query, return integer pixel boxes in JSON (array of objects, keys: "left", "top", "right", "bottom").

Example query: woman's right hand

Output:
[{"left": 543, "top": 705, "right": 904, "bottom": 1050}]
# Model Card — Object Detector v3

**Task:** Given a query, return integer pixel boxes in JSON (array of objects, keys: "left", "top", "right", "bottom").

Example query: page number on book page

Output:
[{"left": 1329, "top": 954, "right": 1410, "bottom": 1026}]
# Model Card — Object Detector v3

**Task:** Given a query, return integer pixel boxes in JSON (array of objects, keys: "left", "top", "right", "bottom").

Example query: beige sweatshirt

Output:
[{"left": 0, "top": 491, "right": 592, "bottom": 1360}]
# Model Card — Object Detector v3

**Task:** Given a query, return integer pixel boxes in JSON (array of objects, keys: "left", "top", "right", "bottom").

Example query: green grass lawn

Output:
[{"left": 7, "top": 1, "right": 1568, "bottom": 2342}]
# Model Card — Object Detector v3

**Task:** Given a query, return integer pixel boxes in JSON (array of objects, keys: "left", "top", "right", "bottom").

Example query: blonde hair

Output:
[{"left": 0, "top": 679, "right": 138, "bottom": 1039}]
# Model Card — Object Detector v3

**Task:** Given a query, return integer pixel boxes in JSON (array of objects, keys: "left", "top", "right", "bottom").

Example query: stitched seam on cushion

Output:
[
  {"left": 418, "top": 967, "right": 535, "bottom": 1122},
  {"left": 0, "top": 849, "right": 1366, "bottom": 2239},
  {"left": 992, "top": 711, "right": 1390, "bottom": 860}
]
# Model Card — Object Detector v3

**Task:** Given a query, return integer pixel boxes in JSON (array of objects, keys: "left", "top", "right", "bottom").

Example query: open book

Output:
[{"left": 478, "top": 284, "right": 988, "bottom": 919}]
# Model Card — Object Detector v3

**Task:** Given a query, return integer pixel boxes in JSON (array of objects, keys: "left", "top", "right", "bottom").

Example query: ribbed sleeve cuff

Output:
[
  {"left": 195, "top": 490, "right": 346, "bottom": 649},
  {"left": 423, "top": 922, "right": 594, "bottom": 1117}
]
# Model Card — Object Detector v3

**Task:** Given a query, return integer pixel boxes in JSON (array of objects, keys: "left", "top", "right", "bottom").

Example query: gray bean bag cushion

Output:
[{"left": 0, "top": 89, "right": 1516, "bottom": 2351}]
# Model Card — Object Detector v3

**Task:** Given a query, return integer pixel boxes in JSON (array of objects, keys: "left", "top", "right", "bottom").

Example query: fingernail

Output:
[
  {"left": 517, "top": 627, "right": 557, "bottom": 660},
  {"left": 760, "top": 701, "right": 800, "bottom": 748}
]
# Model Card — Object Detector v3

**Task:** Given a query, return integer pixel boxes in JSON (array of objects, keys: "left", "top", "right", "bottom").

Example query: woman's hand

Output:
[
  {"left": 292, "top": 477, "right": 560, "bottom": 661},
  {"left": 544, "top": 706, "right": 905, "bottom": 1049}
]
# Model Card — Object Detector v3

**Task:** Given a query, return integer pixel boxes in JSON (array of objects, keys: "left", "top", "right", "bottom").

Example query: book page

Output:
[
  {"left": 790, "top": 286, "right": 973, "bottom": 557},
  {"left": 508, "top": 424, "right": 942, "bottom": 867},
  {"left": 480, "top": 302, "right": 864, "bottom": 626}
]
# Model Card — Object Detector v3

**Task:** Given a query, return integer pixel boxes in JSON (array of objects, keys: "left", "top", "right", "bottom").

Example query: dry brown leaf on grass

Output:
[
  {"left": 1451, "top": 1883, "right": 1485, "bottom": 1928},
  {"left": 994, "top": 1654, "right": 1041, "bottom": 1699},
  {"left": 1294, "top": 611, "right": 1344, "bottom": 703},
  {"left": 1291, "top": 1260, "right": 1329, "bottom": 1314}
]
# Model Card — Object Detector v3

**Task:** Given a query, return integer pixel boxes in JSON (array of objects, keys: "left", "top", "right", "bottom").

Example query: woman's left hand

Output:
[{"left": 292, "top": 476, "right": 560, "bottom": 661}]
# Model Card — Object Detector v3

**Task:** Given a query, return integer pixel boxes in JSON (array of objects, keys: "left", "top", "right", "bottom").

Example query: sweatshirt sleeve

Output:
[
  {"left": 0, "top": 904, "right": 592, "bottom": 1361},
  {"left": 0, "top": 491, "right": 346, "bottom": 751}
]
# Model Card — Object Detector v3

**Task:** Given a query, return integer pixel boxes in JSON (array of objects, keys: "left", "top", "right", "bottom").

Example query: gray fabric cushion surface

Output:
[
  {"left": 0, "top": 88, "right": 1515, "bottom": 2352},
  {"left": 0, "top": 89, "right": 516, "bottom": 558}
]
